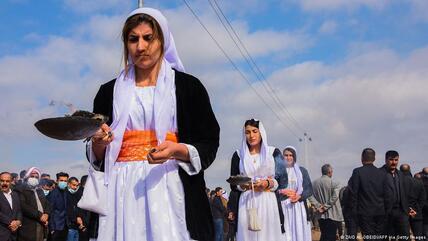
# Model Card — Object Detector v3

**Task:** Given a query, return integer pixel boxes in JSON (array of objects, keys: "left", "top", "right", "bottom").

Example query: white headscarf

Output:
[
  {"left": 284, "top": 145, "right": 304, "bottom": 195},
  {"left": 104, "top": 8, "right": 184, "bottom": 184},
  {"left": 24, "top": 167, "right": 41, "bottom": 179},
  {"left": 238, "top": 120, "right": 275, "bottom": 180}
]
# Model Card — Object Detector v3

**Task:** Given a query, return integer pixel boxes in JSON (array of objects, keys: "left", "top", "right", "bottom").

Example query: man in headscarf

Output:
[{"left": 14, "top": 167, "right": 50, "bottom": 241}]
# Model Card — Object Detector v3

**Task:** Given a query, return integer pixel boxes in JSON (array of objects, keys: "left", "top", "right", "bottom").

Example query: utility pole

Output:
[
  {"left": 138, "top": 0, "right": 144, "bottom": 8},
  {"left": 299, "top": 132, "right": 312, "bottom": 168}
]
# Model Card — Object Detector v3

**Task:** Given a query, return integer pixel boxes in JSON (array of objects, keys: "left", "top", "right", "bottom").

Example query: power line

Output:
[
  {"left": 209, "top": 0, "right": 307, "bottom": 133},
  {"left": 181, "top": 0, "right": 301, "bottom": 138}
]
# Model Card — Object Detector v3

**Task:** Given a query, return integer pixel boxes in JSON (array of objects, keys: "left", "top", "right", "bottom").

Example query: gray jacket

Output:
[{"left": 310, "top": 175, "right": 343, "bottom": 222}]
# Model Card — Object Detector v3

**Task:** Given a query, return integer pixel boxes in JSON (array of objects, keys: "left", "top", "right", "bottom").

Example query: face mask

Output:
[
  {"left": 43, "top": 189, "right": 50, "bottom": 196},
  {"left": 68, "top": 187, "right": 79, "bottom": 194},
  {"left": 58, "top": 181, "right": 68, "bottom": 190},
  {"left": 27, "top": 177, "right": 39, "bottom": 187}
]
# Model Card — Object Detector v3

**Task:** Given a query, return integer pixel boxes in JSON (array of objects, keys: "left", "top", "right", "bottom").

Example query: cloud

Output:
[
  {"left": 164, "top": 7, "right": 312, "bottom": 68},
  {"left": 291, "top": 0, "right": 389, "bottom": 12},
  {"left": 2, "top": 2, "right": 427, "bottom": 188},
  {"left": 408, "top": 0, "right": 428, "bottom": 22},
  {"left": 318, "top": 20, "right": 337, "bottom": 34},
  {"left": 63, "top": 0, "right": 132, "bottom": 14}
]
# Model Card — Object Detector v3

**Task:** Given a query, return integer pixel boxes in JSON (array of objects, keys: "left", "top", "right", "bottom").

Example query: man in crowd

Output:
[
  {"left": 211, "top": 187, "right": 227, "bottom": 241},
  {"left": 66, "top": 177, "right": 85, "bottom": 241},
  {"left": 348, "top": 148, "right": 391, "bottom": 241},
  {"left": 339, "top": 185, "right": 358, "bottom": 239},
  {"left": 418, "top": 167, "right": 428, "bottom": 239},
  {"left": 39, "top": 179, "right": 55, "bottom": 197},
  {"left": 40, "top": 174, "right": 51, "bottom": 180},
  {"left": 311, "top": 164, "right": 343, "bottom": 241},
  {"left": 380, "top": 150, "right": 411, "bottom": 239},
  {"left": 10, "top": 173, "right": 19, "bottom": 190},
  {"left": 402, "top": 165, "right": 427, "bottom": 240},
  {"left": 47, "top": 172, "right": 69, "bottom": 241},
  {"left": 0, "top": 172, "right": 22, "bottom": 241},
  {"left": 14, "top": 167, "right": 50, "bottom": 241}
]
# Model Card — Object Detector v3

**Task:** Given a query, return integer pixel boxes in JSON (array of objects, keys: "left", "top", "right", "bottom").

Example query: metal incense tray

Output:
[
  {"left": 226, "top": 175, "right": 252, "bottom": 186},
  {"left": 34, "top": 110, "right": 108, "bottom": 141}
]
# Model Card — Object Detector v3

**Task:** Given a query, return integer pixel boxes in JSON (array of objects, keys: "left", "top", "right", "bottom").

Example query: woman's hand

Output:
[
  {"left": 91, "top": 123, "right": 113, "bottom": 161},
  {"left": 148, "top": 141, "right": 189, "bottom": 164},
  {"left": 92, "top": 123, "right": 114, "bottom": 146},
  {"left": 252, "top": 179, "right": 269, "bottom": 192},
  {"left": 239, "top": 183, "right": 251, "bottom": 191},
  {"left": 289, "top": 193, "right": 301, "bottom": 203},
  {"left": 279, "top": 188, "right": 296, "bottom": 197}
]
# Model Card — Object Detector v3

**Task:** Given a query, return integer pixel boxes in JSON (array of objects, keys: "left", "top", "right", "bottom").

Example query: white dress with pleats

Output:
[
  {"left": 281, "top": 167, "right": 312, "bottom": 241},
  {"left": 97, "top": 86, "right": 194, "bottom": 241},
  {"left": 236, "top": 153, "right": 285, "bottom": 241}
]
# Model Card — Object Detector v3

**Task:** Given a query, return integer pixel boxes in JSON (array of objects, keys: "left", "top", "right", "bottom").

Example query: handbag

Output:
[
  {"left": 77, "top": 156, "right": 108, "bottom": 215},
  {"left": 247, "top": 182, "right": 261, "bottom": 231}
]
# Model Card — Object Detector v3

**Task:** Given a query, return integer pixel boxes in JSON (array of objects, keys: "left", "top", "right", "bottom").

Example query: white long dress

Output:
[
  {"left": 281, "top": 167, "right": 312, "bottom": 241},
  {"left": 97, "top": 86, "right": 193, "bottom": 241},
  {"left": 236, "top": 153, "right": 284, "bottom": 241}
]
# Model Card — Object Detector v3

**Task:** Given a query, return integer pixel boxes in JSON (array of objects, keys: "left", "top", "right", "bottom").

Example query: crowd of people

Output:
[
  {"left": 0, "top": 168, "right": 98, "bottom": 241},
  {"left": 206, "top": 144, "right": 428, "bottom": 241}
]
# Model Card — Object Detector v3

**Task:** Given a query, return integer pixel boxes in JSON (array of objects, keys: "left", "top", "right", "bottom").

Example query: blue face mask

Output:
[
  {"left": 58, "top": 181, "right": 67, "bottom": 190},
  {"left": 43, "top": 189, "right": 50, "bottom": 196},
  {"left": 68, "top": 187, "right": 79, "bottom": 194}
]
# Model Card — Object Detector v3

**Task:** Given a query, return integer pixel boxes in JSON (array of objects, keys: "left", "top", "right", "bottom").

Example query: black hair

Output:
[
  {"left": 41, "top": 173, "right": 50, "bottom": 178},
  {"left": 19, "top": 170, "right": 27, "bottom": 178},
  {"left": 361, "top": 148, "right": 375, "bottom": 163},
  {"left": 68, "top": 177, "right": 79, "bottom": 183},
  {"left": 244, "top": 119, "right": 259, "bottom": 128},
  {"left": 215, "top": 187, "right": 223, "bottom": 193},
  {"left": 385, "top": 150, "right": 399, "bottom": 160},
  {"left": 56, "top": 172, "right": 69, "bottom": 180}
]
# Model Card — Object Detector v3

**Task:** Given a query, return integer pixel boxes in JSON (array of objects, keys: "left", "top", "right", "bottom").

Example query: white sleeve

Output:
[
  {"left": 270, "top": 179, "right": 279, "bottom": 191},
  {"left": 237, "top": 185, "right": 246, "bottom": 192},
  {"left": 176, "top": 144, "right": 202, "bottom": 176}
]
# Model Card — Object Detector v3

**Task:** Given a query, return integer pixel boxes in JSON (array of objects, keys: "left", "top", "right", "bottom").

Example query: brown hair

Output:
[{"left": 122, "top": 13, "right": 165, "bottom": 68}]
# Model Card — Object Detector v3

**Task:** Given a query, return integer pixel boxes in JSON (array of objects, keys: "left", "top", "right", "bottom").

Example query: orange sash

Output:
[{"left": 117, "top": 130, "right": 178, "bottom": 162}]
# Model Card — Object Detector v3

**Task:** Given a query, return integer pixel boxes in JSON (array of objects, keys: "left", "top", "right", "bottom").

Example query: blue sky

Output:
[{"left": 1, "top": 0, "right": 428, "bottom": 188}]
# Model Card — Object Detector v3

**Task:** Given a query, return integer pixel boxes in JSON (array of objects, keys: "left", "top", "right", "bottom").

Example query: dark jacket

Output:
[
  {"left": 65, "top": 188, "right": 83, "bottom": 230},
  {"left": 0, "top": 191, "right": 22, "bottom": 241},
  {"left": 211, "top": 196, "right": 226, "bottom": 219},
  {"left": 422, "top": 176, "right": 428, "bottom": 224},
  {"left": 407, "top": 177, "right": 426, "bottom": 220},
  {"left": 14, "top": 184, "right": 50, "bottom": 241},
  {"left": 229, "top": 148, "right": 287, "bottom": 233},
  {"left": 92, "top": 70, "right": 220, "bottom": 241},
  {"left": 46, "top": 188, "right": 68, "bottom": 231},
  {"left": 348, "top": 163, "right": 392, "bottom": 217},
  {"left": 380, "top": 165, "right": 411, "bottom": 215}
]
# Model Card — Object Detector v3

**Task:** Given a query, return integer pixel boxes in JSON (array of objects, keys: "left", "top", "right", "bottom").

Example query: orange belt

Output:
[{"left": 117, "top": 130, "right": 178, "bottom": 162}]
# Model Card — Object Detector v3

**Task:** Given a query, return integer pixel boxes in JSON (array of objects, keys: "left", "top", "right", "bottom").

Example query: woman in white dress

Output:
[
  {"left": 278, "top": 146, "right": 312, "bottom": 241},
  {"left": 229, "top": 119, "right": 286, "bottom": 241},
  {"left": 88, "top": 7, "right": 220, "bottom": 241}
]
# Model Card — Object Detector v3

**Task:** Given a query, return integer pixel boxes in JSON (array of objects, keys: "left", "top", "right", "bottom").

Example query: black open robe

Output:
[{"left": 92, "top": 70, "right": 220, "bottom": 241}]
